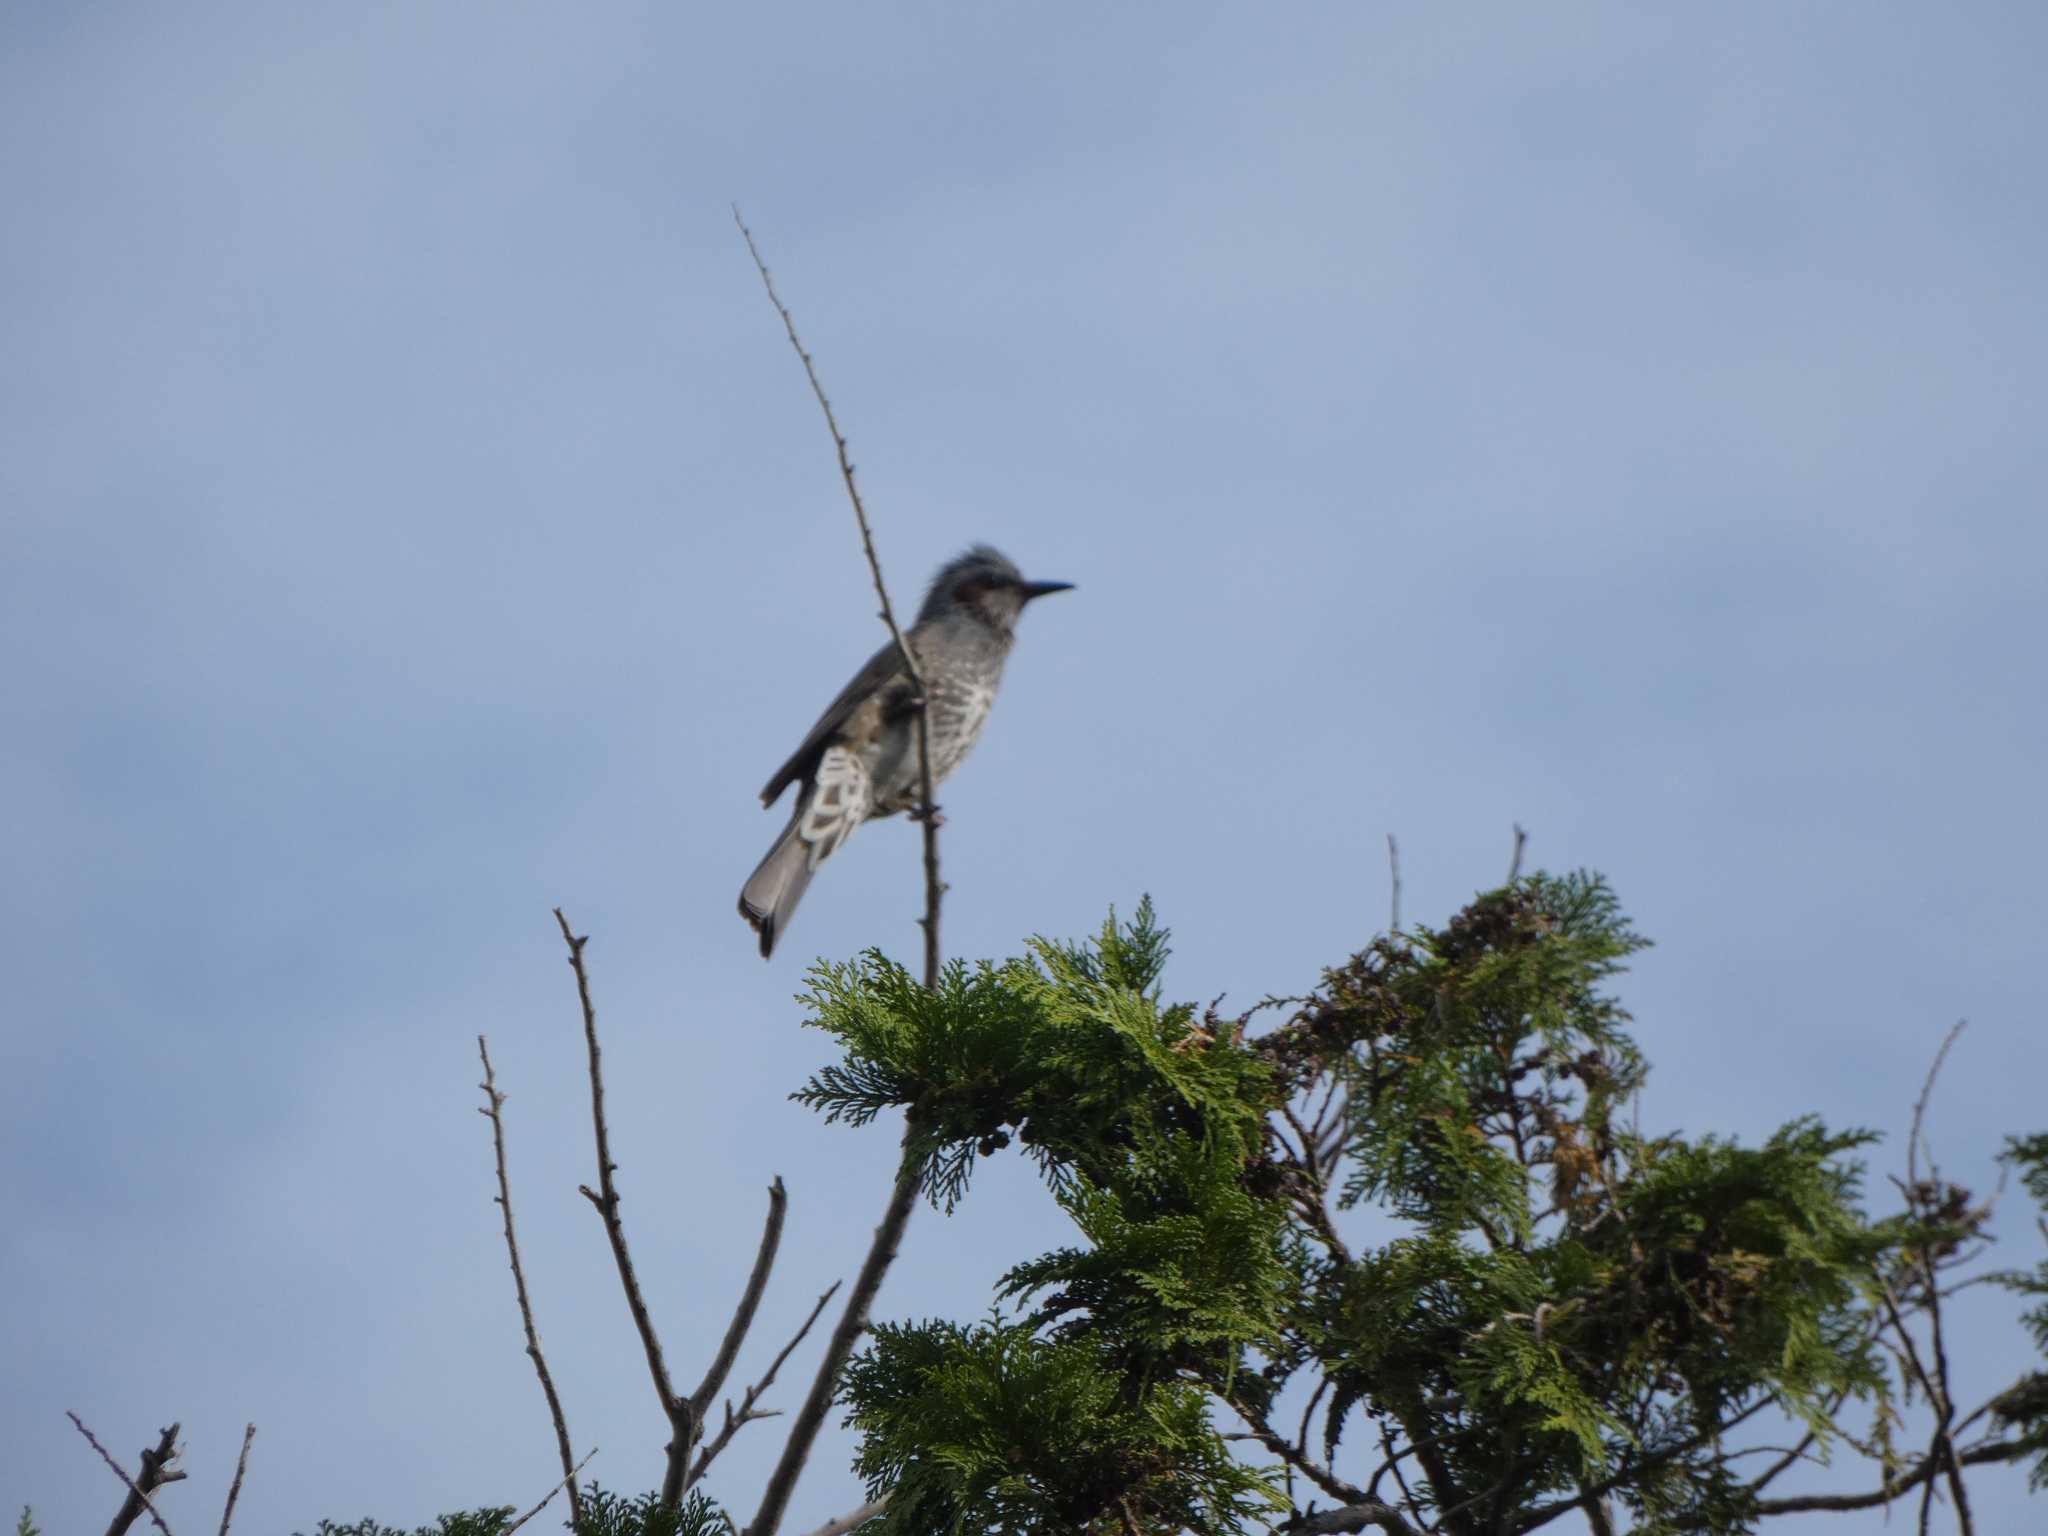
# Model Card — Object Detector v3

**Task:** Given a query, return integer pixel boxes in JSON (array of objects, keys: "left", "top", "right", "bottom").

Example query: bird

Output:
[{"left": 739, "top": 545, "right": 1073, "bottom": 958}]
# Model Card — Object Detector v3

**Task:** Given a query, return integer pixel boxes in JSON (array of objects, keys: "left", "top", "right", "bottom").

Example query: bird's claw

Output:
[{"left": 909, "top": 803, "right": 946, "bottom": 828}]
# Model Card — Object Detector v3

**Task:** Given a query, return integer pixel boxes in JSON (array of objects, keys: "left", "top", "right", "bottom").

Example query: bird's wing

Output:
[
  {"left": 796, "top": 743, "right": 872, "bottom": 867},
  {"left": 758, "top": 634, "right": 919, "bottom": 806}
]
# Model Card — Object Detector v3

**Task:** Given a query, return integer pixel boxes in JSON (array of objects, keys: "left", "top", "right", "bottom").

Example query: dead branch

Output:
[
  {"left": 691, "top": 1280, "right": 842, "bottom": 1485},
  {"left": 215, "top": 1424, "right": 255, "bottom": 1536},
  {"left": 689, "top": 1178, "right": 789, "bottom": 1427},
  {"left": 67, "top": 1415, "right": 182, "bottom": 1536},
  {"left": 478, "top": 1034, "right": 583, "bottom": 1527},
  {"left": 503, "top": 1447, "right": 598, "bottom": 1536},
  {"left": 1507, "top": 823, "right": 1527, "bottom": 884},
  {"left": 1228, "top": 1395, "right": 1370, "bottom": 1509},
  {"left": 1386, "top": 833, "right": 1401, "bottom": 935},
  {"left": 1750, "top": 1435, "right": 2026, "bottom": 1516},
  {"left": 1907, "top": 1019, "right": 1968, "bottom": 1188},
  {"left": 553, "top": 909, "right": 694, "bottom": 1509}
]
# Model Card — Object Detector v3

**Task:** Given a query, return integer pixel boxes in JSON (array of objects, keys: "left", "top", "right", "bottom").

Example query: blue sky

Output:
[{"left": 3, "top": 3, "right": 2044, "bottom": 1531}]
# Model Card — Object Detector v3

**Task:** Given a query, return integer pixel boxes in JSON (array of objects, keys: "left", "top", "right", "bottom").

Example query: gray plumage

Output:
[{"left": 739, "top": 545, "right": 1072, "bottom": 958}]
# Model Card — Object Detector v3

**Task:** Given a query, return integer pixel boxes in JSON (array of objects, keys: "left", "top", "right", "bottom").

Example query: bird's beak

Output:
[{"left": 1020, "top": 579, "right": 1075, "bottom": 602}]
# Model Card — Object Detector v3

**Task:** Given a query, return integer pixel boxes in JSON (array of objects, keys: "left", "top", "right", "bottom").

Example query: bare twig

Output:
[
  {"left": 215, "top": 1424, "right": 255, "bottom": 1536},
  {"left": 690, "top": 1178, "right": 790, "bottom": 1423},
  {"left": 554, "top": 909, "right": 694, "bottom": 1510},
  {"left": 1515, "top": 1396, "right": 1776, "bottom": 1533},
  {"left": 750, "top": 1152, "right": 923, "bottom": 1535},
  {"left": 1507, "top": 823, "right": 1527, "bottom": 884},
  {"left": 1295, "top": 1373, "right": 1332, "bottom": 1464},
  {"left": 67, "top": 1415, "right": 182, "bottom": 1536},
  {"left": 1386, "top": 833, "right": 1401, "bottom": 935},
  {"left": 1902, "top": 1019, "right": 1974, "bottom": 1536},
  {"left": 503, "top": 1447, "right": 599, "bottom": 1535},
  {"left": 1745, "top": 1395, "right": 1843, "bottom": 1494},
  {"left": 692, "top": 1280, "right": 842, "bottom": 1484},
  {"left": 733, "top": 203, "right": 943, "bottom": 987},
  {"left": 734, "top": 208, "right": 942, "bottom": 1535},
  {"left": 798, "top": 1498, "right": 889, "bottom": 1536},
  {"left": 1279, "top": 1104, "right": 1353, "bottom": 1266},
  {"left": 1907, "top": 1019, "right": 1967, "bottom": 1188},
  {"left": 1228, "top": 1396, "right": 1369, "bottom": 1508},
  {"left": 478, "top": 1035, "right": 583, "bottom": 1527},
  {"left": 1751, "top": 1435, "right": 2026, "bottom": 1515}
]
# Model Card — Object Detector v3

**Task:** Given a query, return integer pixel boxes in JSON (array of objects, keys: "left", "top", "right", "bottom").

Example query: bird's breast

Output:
[{"left": 929, "top": 677, "right": 998, "bottom": 781}]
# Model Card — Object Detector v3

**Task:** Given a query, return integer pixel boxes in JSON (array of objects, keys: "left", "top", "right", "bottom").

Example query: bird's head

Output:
[{"left": 917, "top": 545, "right": 1073, "bottom": 636}]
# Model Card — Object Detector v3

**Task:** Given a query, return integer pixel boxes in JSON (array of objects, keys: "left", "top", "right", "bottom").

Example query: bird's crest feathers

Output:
[{"left": 917, "top": 545, "right": 1023, "bottom": 622}]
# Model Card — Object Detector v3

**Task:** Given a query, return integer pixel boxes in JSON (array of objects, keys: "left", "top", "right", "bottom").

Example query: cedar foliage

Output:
[{"left": 800, "top": 873, "right": 2046, "bottom": 1534}]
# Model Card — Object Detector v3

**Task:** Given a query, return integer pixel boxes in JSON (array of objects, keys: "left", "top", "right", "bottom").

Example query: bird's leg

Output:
[{"left": 907, "top": 802, "right": 946, "bottom": 828}]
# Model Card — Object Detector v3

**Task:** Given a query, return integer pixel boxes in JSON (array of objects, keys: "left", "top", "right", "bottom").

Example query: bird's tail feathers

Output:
[
  {"left": 741, "top": 751, "right": 872, "bottom": 960},
  {"left": 738, "top": 810, "right": 816, "bottom": 960}
]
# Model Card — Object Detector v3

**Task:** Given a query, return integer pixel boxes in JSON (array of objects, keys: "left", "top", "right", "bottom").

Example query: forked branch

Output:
[
  {"left": 691, "top": 1280, "right": 843, "bottom": 1485},
  {"left": 553, "top": 908, "right": 694, "bottom": 1509},
  {"left": 67, "top": 1414, "right": 183, "bottom": 1536}
]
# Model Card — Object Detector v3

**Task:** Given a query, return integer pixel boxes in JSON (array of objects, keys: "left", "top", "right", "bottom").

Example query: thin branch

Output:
[
  {"left": 503, "top": 1447, "right": 599, "bottom": 1536},
  {"left": 1904, "top": 1019, "right": 1973, "bottom": 1536},
  {"left": 1750, "top": 1435, "right": 2025, "bottom": 1515},
  {"left": 215, "top": 1425, "right": 255, "bottom": 1536},
  {"left": 690, "top": 1178, "right": 790, "bottom": 1421},
  {"left": 734, "top": 209, "right": 941, "bottom": 1535},
  {"left": 68, "top": 1415, "right": 182, "bottom": 1536},
  {"left": 1282, "top": 1501, "right": 1423, "bottom": 1536},
  {"left": 1744, "top": 1406, "right": 1837, "bottom": 1494},
  {"left": 1379, "top": 1425, "right": 1421, "bottom": 1526},
  {"left": 478, "top": 1035, "right": 583, "bottom": 1528},
  {"left": 1907, "top": 1019, "right": 1967, "bottom": 1188},
  {"left": 1296, "top": 1375, "right": 1332, "bottom": 1464},
  {"left": 1228, "top": 1396, "right": 1369, "bottom": 1508},
  {"left": 798, "top": 1499, "right": 889, "bottom": 1536},
  {"left": 692, "top": 1280, "right": 842, "bottom": 1485},
  {"left": 1366, "top": 1423, "right": 1406, "bottom": 1503},
  {"left": 733, "top": 203, "right": 943, "bottom": 989},
  {"left": 1278, "top": 1104, "right": 1353, "bottom": 1266},
  {"left": 1386, "top": 833, "right": 1401, "bottom": 935},
  {"left": 1507, "top": 823, "right": 1527, "bottom": 884},
  {"left": 749, "top": 1150, "right": 923, "bottom": 1536},
  {"left": 1515, "top": 1396, "right": 1775, "bottom": 1532},
  {"left": 553, "top": 909, "right": 694, "bottom": 1510},
  {"left": 1924, "top": 1276, "right": 1972, "bottom": 1536}
]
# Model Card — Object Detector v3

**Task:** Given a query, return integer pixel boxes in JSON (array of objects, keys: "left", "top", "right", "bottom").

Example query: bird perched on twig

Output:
[{"left": 739, "top": 545, "right": 1072, "bottom": 958}]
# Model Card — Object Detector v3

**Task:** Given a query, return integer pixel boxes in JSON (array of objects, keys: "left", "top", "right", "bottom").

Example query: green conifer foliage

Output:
[
  {"left": 1996, "top": 1134, "right": 2048, "bottom": 1489},
  {"left": 800, "top": 876, "right": 2046, "bottom": 1534}
]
